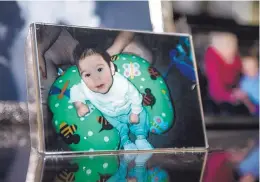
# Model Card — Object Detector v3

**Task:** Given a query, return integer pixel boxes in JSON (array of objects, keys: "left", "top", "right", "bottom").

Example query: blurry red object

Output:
[
  {"left": 203, "top": 152, "right": 234, "bottom": 182},
  {"left": 205, "top": 47, "right": 242, "bottom": 103}
]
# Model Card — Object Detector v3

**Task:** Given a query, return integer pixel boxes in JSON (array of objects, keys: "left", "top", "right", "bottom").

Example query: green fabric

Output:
[
  {"left": 73, "top": 155, "right": 119, "bottom": 182},
  {"left": 48, "top": 66, "right": 120, "bottom": 152},
  {"left": 112, "top": 53, "right": 174, "bottom": 134},
  {"left": 54, "top": 157, "right": 170, "bottom": 182},
  {"left": 54, "top": 155, "right": 119, "bottom": 182},
  {"left": 48, "top": 53, "right": 174, "bottom": 152}
]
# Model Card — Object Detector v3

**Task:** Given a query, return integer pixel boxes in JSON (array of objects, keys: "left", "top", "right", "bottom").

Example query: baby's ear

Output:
[{"left": 110, "top": 62, "right": 115, "bottom": 75}]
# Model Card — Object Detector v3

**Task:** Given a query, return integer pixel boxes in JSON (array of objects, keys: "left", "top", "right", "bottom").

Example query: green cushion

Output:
[
  {"left": 54, "top": 155, "right": 119, "bottom": 182},
  {"left": 54, "top": 156, "right": 169, "bottom": 182},
  {"left": 48, "top": 53, "right": 174, "bottom": 152},
  {"left": 48, "top": 66, "right": 120, "bottom": 152},
  {"left": 112, "top": 53, "right": 174, "bottom": 134}
]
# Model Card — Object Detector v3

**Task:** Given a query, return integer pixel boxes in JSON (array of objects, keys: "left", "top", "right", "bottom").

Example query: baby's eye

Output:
[
  {"left": 85, "top": 73, "right": 91, "bottom": 77},
  {"left": 97, "top": 68, "right": 103, "bottom": 72}
]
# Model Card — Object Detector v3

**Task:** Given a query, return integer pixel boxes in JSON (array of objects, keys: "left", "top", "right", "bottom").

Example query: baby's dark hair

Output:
[{"left": 73, "top": 44, "right": 111, "bottom": 69}]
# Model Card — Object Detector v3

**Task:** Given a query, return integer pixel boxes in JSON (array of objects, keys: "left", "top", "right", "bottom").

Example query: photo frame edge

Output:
[
  {"left": 188, "top": 34, "right": 209, "bottom": 149},
  {"left": 25, "top": 22, "right": 46, "bottom": 153}
]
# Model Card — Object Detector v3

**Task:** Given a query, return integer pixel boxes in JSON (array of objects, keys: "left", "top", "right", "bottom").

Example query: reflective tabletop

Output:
[
  {"left": 1, "top": 123, "right": 259, "bottom": 182},
  {"left": 30, "top": 151, "right": 206, "bottom": 182},
  {"left": 25, "top": 148, "right": 259, "bottom": 182}
]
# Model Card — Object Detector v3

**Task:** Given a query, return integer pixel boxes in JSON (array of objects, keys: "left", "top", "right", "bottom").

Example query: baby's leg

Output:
[
  {"left": 129, "top": 109, "right": 153, "bottom": 150},
  {"left": 106, "top": 155, "right": 130, "bottom": 182},
  {"left": 104, "top": 115, "right": 137, "bottom": 150},
  {"left": 128, "top": 153, "right": 152, "bottom": 182}
]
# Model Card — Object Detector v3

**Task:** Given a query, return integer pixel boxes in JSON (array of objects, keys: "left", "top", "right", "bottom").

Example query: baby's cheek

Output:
[
  {"left": 83, "top": 78, "right": 94, "bottom": 90},
  {"left": 103, "top": 73, "right": 112, "bottom": 84},
  {"left": 106, "top": 76, "right": 111, "bottom": 83}
]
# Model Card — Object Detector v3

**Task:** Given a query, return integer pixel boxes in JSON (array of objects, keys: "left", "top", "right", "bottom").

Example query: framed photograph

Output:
[{"left": 25, "top": 23, "right": 207, "bottom": 154}]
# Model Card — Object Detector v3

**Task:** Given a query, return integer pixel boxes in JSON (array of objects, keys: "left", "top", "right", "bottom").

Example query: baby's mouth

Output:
[{"left": 96, "top": 84, "right": 105, "bottom": 89}]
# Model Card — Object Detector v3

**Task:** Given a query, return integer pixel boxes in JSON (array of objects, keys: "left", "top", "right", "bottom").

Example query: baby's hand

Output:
[
  {"left": 77, "top": 104, "right": 89, "bottom": 117},
  {"left": 130, "top": 113, "right": 139, "bottom": 124}
]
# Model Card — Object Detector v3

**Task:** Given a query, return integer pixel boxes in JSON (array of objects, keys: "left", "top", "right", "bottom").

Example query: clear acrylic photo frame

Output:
[{"left": 25, "top": 23, "right": 208, "bottom": 155}]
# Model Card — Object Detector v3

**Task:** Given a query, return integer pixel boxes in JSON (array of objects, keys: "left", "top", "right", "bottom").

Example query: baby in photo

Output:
[{"left": 70, "top": 45, "right": 153, "bottom": 150}]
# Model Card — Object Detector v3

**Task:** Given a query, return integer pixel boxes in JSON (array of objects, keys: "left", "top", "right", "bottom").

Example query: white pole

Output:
[{"left": 148, "top": 0, "right": 164, "bottom": 33}]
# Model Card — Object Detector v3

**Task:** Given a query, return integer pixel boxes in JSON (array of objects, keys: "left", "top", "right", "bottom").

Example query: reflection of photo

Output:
[
  {"left": 42, "top": 153, "right": 205, "bottom": 182},
  {"left": 31, "top": 24, "right": 206, "bottom": 153}
]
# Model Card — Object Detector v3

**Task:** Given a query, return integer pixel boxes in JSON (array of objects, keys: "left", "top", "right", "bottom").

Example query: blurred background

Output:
[{"left": 0, "top": 1, "right": 258, "bottom": 182}]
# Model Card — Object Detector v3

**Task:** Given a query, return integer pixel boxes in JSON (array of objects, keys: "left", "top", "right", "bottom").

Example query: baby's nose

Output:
[{"left": 93, "top": 75, "right": 101, "bottom": 82}]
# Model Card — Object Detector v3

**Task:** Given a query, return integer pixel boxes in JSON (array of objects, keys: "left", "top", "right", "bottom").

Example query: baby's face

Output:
[
  {"left": 78, "top": 54, "right": 114, "bottom": 94},
  {"left": 242, "top": 57, "right": 259, "bottom": 77}
]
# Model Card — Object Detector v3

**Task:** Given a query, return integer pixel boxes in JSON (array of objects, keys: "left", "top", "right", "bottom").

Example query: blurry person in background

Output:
[
  {"left": 204, "top": 32, "right": 251, "bottom": 115},
  {"left": 238, "top": 56, "right": 259, "bottom": 116}
]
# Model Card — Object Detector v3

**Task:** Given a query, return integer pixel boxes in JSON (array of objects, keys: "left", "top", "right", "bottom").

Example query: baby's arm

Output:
[
  {"left": 70, "top": 83, "right": 89, "bottom": 117},
  {"left": 127, "top": 81, "right": 143, "bottom": 123},
  {"left": 74, "top": 102, "right": 89, "bottom": 117},
  {"left": 106, "top": 156, "right": 129, "bottom": 182}
]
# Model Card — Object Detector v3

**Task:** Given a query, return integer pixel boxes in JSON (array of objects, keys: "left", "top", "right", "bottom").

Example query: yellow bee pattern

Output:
[
  {"left": 59, "top": 122, "right": 80, "bottom": 144},
  {"left": 55, "top": 169, "right": 75, "bottom": 182},
  {"left": 111, "top": 55, "right": 119, "bottom": 62}
]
